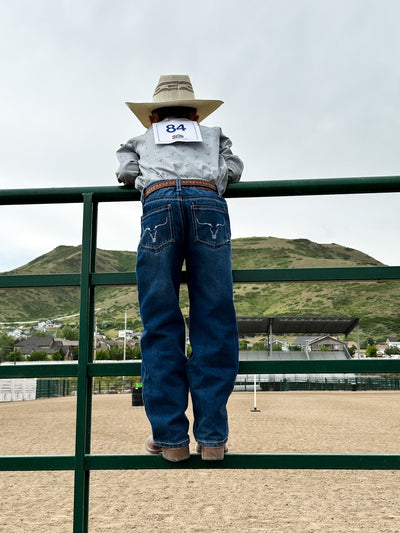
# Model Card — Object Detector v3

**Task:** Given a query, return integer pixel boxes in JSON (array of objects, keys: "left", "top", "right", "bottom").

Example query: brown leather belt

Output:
[{"left": 143, "top": 179, "right": 217, "bottom": 200}]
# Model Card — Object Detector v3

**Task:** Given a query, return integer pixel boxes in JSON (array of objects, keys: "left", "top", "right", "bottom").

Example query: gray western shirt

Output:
[{"left": 116, "top": 121, "right": 243, "bottom": 194}]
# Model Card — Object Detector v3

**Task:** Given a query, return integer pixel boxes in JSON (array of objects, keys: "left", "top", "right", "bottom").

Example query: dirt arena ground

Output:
[{"left": 1, "top": 391, "right": 400, "bottom": 532}]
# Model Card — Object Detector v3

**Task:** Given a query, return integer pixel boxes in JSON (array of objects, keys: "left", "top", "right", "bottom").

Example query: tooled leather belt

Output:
[{"left": 143, "top": 179, "right": 217, "bottom": 200}]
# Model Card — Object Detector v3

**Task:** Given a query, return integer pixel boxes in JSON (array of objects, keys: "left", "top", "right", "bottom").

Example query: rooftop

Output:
[{"left": 237, "top": 316, "right": 359, "bottom": 337}]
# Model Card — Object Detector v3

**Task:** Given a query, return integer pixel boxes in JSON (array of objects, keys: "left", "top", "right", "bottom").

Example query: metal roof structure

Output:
[{"left": 237, "top": 316, "right": 359, "bottom": 337}]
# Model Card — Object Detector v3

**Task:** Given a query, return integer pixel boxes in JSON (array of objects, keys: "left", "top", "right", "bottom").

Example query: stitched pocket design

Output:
[
  {"left": 140, "top": 205, "right": 174, "bottom": 252},
  {"left": 191, "top": 205, "right": 231, "bottom": 248}
]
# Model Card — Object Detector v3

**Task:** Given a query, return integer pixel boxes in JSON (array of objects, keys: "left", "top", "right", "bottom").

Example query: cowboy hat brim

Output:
[{"left": 125, "top": 98, "right": 223, "bottom": 128}]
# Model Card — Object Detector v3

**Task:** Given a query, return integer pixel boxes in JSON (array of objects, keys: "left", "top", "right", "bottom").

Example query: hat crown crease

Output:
[{"left": 153, "top": 79, "right": 195, "bottom": 102}]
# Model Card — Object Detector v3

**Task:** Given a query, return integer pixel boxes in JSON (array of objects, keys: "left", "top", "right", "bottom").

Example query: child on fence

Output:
[{"left": 116, "top": 75, "right": 243, "bottom": 461}]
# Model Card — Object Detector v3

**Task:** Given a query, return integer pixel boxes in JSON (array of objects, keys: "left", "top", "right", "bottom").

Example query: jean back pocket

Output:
[
  {"left": 140, "top": 204, "right": 174, "bottom": 252},
  {"left": 191, "top": 205, "right": 231, "bottom": 248}
]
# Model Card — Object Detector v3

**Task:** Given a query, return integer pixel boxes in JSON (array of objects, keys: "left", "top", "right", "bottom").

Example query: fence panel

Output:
[{"left": 1, "top": 176, "right": 400, "bottom": 532}]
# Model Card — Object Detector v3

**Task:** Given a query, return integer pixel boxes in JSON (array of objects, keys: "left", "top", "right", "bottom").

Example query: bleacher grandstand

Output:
[{"left": 236, "top": 316, "right": 360, "bottom": 390}]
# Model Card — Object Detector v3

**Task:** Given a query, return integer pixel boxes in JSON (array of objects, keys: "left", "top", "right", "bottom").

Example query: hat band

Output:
[{"left": 153, "top": 80, "right": 194, "bottom": 99}]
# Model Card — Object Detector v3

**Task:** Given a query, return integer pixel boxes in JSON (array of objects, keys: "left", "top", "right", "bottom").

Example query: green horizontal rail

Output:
[
  {"left": 0, "top": 455, "right": 75, "bottom": 471},
  {"left": 231, "top": 266, "right": 400, "bottom": 283},
  {"left": 237, "top": 359, "right": 400, "bottom": 374},
  {"left": 1, "top": 175, "right": 400, "bottom": 206},
  {"left": 0, "top": 364, "right": 78, "bottom": 379},
  {"left": 1, "top": 453, "right": 399, "bottom": 471},
  {"left": 86, "top": 359, "right": 400, "bottom": 377},
  {"left": 226, "top": 175, "right": 400, "bottom": 198},
  {"left": 2, "top": 359, "right": 400, "bottom": 380},
  {"left": 0, "top": 273, "right": 80, "bottom": 288},
  {"left": 93, "top": 267, "right": 400, "bottom": 285},
  {"left": 86, "top": 453, "right": 400, "bottom": 470},
  {"left": 2, "top": 266, "right": 400, "bottom": 290}
]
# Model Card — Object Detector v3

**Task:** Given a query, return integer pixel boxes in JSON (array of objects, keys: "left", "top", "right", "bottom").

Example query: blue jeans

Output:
[{"left": 136, "top": 181, "right": 239, "bottom": 449}]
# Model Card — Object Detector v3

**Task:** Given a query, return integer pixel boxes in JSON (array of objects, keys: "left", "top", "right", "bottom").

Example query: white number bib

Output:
[{"left": 152, "top": 119, "right": 203, "bottom": 144}]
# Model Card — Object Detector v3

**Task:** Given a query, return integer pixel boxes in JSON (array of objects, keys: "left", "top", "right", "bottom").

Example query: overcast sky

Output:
[{"left": 0, "top": 0, "right": 399, "bottom": 271}]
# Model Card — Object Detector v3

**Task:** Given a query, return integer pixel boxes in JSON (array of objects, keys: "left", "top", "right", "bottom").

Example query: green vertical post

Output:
[{"left": 73, "top": 194, "right": 98, "bottom": 533}]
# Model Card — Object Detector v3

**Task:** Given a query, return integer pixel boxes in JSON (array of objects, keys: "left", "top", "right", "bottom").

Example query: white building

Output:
[
  {"left": 7, "top": 329, "right": 24, "bottom": 339},
  {"left": 118, "top": 329, "right": 133, "bottom": 339}
]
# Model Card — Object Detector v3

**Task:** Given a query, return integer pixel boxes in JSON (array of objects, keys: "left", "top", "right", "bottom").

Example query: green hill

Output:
[
  {"left": 0, "top": 238, "right": 399, "bottom": 343},
  {"left": 230, "top": 237, "right": 399, "bottom": 342},
  {"left": 231, "top": 236, "right": 383, "bottom": 269},
  {"left": 0, "top": 246, "right": 138, "bottom": 325}
]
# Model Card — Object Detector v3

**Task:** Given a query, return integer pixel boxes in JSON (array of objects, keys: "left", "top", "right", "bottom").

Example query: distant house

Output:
[
  {"left": 108, "top": 340, "right": 125, "bottom": 349},
  {"left": 387, "top": 336, "right": 400, "bottom": 349},
  {"left": 7, "top": 329, "right": 24, "bottom": 339},
  {"left": 268, "top": 339, "right": 289, "bottom": 351},
  {"left": 55, "top": 339, "right": 79, "bottom": 360},
  {"left": 376, "top": 344, "right": 387, "bottom": 356},
  {"left": 292, "top": 336, "right": 319, "bottom": 348},
  {"left": 38, "top": 319, "right": 63, "bottom": 330},
  {"left": 292, "top": 335, "right": 345, "bottom": 351},
  {"left": 308, "top": 335, "right": 346, "bottom": 351},
  {"left": 15, "top": 336, "right": 63, "bottom": 357}
]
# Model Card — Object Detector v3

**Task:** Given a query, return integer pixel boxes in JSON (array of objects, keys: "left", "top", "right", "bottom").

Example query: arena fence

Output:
[
  {"left": 34, "top": 377, "right": 137, "bottom": 398},
  {"left": 237, "top": 375, "right": 400, "bottom": 391},
  {"left": 24, "top": 374, "right": 400, "bottom": 399},
  {"left": 1, "top": 177, "right": 400, "bottom": 533}
]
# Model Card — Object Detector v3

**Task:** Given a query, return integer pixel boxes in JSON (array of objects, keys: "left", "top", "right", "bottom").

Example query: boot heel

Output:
[
  {"left": 161, "top": 446, "right": 190, "bottom": 462},
  {"left": 200, "top": 445, "right": 226, "bottom": 461}
]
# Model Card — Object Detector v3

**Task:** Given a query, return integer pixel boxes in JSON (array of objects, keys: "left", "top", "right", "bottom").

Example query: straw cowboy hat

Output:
[{"left": 125, "top": 74, "right": 223, "bottom": 128}]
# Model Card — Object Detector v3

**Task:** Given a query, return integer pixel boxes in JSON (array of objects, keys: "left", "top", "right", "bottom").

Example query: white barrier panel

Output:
[{"left": 0, "top": 379, "right": 37, "bottom": 402}]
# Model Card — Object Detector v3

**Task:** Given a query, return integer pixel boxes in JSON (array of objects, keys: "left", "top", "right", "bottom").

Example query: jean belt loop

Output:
[
  {"left": 140, "top": 189, "right": 145, "bottom": 204},
  {"left": 176, "top": 178, "right": 182, "bottom": 192},
  {"left": 216, "top": 184, "right": 222, "bottom": 198}
]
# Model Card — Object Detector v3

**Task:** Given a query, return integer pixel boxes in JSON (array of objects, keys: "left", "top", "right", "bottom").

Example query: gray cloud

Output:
[{"left": 1, "top": 0, "right": 399, "bottom": 270}]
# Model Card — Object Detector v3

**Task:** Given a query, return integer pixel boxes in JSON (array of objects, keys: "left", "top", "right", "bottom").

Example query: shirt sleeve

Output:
[
  {"left": 115, "top": 140, "right": 140, "bottom": 184},
  {"left": 219, "top": 131, "right": 244, "bottom": 183}
]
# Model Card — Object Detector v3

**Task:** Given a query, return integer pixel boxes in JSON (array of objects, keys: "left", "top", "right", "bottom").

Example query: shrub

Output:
[
  {"left": 6, "top": 351, "right": 25, "bottom": 362},
  {"left": 51, "top": 350, "right": 64, "bottom": 361},
  {"left": 95, "top": 350, "right": 110, "bottom": 360},
  {"left": 365, "top": 345, "right": 378, "bottom": 358},
  {"left": 29, "top": 350, "right": 49, "bottom": 361}
]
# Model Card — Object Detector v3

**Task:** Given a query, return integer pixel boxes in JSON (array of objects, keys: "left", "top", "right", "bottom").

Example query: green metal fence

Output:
[{"left": 1, "top": 176, "right": 400, "bottom": 532}]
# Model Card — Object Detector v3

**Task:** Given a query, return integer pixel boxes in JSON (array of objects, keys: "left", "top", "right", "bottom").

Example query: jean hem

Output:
[
  {"left": 155, "top": 438, "right": 190, "bottom": 449},
  {"left": 195, "top": 437, "right": 228, "bottom": 447}
]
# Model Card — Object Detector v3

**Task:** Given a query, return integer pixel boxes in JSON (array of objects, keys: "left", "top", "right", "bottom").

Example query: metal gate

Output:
[{"left": 1, "top": 176, "right": 400, "bottom": 532}]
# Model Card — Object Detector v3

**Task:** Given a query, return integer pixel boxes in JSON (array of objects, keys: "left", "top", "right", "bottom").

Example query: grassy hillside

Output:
[
  {"left": 0, "top": 246, "right": 137, "bottom": 324},
  {"left": 231, "top": 236, "right": 383, "bottom": 268},
  {"left": 230, "top": 237, "right": 399, "bottom": 342},
  {"left": 0, "top": 238, "right": 399, "bottom": 343}
]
